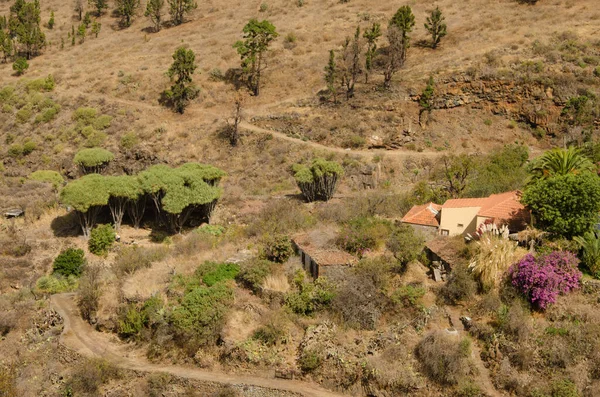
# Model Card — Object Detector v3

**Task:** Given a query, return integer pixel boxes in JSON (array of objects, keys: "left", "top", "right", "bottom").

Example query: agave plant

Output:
[{"left": 574, "top": 230, "right": 600, "bottom": 278}]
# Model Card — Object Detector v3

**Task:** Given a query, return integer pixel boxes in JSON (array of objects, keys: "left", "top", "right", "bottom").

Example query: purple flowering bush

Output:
[{"left": 509, "top": 251, "right": 581, "bottom": 310}]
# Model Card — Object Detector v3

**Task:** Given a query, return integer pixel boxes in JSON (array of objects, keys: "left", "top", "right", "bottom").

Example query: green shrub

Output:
[
  {"left": 85, "top": 130, "right": 108, "bottom": 147},
  {"left": 15, "top": 106, "right": 32, "bottom": 123},
  {"left": 93, "top": 115, "right": 112, "bottom": 130},
  {"left": 194, "top": 261, "right": 240, "bottom": 287},
  {"left": 285, "top": 271, "right": 335, "bottom": 315},
  {"left": 28, "top": 170, "right": 64, "bottom": 190},
  {"left": 22, "top": 140, "right": 37, "bottom": 155},
  {"left": 392, "top": 284, "right": 426, "bottom": 308},
  {"left": 12, "top": 58, "right": 29, "bottom": 76},
  {"left": 35, "top": 105, "right": 60, "bottom": 123},
  {"left": 550, "top": 379, "right": 580, "bottom": 397},
  {"left": 261, "top": 235, "right": 293, "bottom": 263},
  {"left": 237, "top": 259, "right": 273, "bottom": 293},
  {"left": 170, "top": 283, "right": 234, "bottom": 350},
  {"left": 7, "top": 144, "right": 23, "bottom": 157},
  {"left": 386, "top": 223, "right": 425, "bottom": 267},
  {"left": 88, "top": 224, "right": 116, "bottom": 256},
  {"left": 298, "top": 350, "right": 323, "bottom": 372},
  {"left": 196, "top": 224, "right": 226, "bottom": 236},
  {"left": 73, "top": 107, "right": 98, "bottom": 124},
  {"left": 53, "top": 248, "right": 86, "bottom": 277},
  {"left": 338, "top": 216, "right": 393, "bottom": 256},
  {"left": 120, "top": 131, "right": 139, "bottom": 149},
  {"left": 439, "top": 264, "right": 478, "bottom": 304},
  {"left": 118, "top": 304, "right": 146, "bottom": 338},
  {"left": 26, "top": 75, "right": 55, "bottom": 92},
  {"left": 36, "top": 274, "right": 78, "bottom": 294}
]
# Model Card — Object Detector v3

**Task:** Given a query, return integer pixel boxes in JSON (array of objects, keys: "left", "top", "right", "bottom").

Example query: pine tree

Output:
[
  {"left": 91, "top": 20, "right": 101, "bottom": 37},
  {"left": 419, "top": 76, "right": 435, "bottom": 125},
  {"left": 389, "top": 5, "right": 415, "bottom": 62},
  {"left": 0, "top": 30, "right": 13, "bottom": 62},
  {"left": 9, "top": 0, "right": 46, "bottom": 59},
  {"left": 233, "top": 19, "right": 279, "bottom": 96},
  {"left": 363, "top": 22, "right": 381, "bottom": 84},
  {"left": 88, "top": 0, "right": 108, "bottom": 17},
  {"left": 324, "top": 49, "right": 337, "bottom": 103},
  {"left": 77, "top": 22, "right": 86, "bottom": 43},
  {"left": 116, "top": 0, "right": 139, "bottom": 27},
  {"left": 168, "top": 0, "right": 196, "bottom": 26},
  {"left": 161, "top": 47, "right": 200, "bottom": 113},
  {"left": 424, "top": 7, "right": 447, "bottom": 49},
  {"left": 48, "top": 10, "right": 55, "bottom": 29},
  {"left": 145, "top": 0, "right": 164, "bottom": 32}
]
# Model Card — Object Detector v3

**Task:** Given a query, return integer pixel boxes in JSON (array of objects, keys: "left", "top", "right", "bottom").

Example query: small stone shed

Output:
[
  {"left": 425, "top": 237, "right": 466, "bottom": 281},
  {"left": 292, "top": 232, "right": 357, "bottom": 280}
]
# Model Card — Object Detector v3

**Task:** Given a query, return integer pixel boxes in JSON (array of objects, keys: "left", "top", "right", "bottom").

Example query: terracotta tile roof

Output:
[
  {"left": 441, "top": 191, "right": 530, "bottom": 225},
  {"left": 442, "top": 198, "right": 488, "bottom": 209},
  {"left": 401, "top": 202, "right": 442, "bottom": 227},
  {"left": 477, "top": 191, "right": 528, "bottom": 222}
]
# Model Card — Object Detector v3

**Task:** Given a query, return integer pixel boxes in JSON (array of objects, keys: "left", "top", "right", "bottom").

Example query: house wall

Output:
[
  {"left": 439, "top": 207, "right": 481, "bottom": 236},
  {"left": 406, "top": 224, "right": 439, "bottom": 240}
]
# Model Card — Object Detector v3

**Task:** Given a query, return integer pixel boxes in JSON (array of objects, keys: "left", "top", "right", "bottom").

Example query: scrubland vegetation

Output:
[{"left": 0, "top": 0, "right": 600, "bottom": 395}]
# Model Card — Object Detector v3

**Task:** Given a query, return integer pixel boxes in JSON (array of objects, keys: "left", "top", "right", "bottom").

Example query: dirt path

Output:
[
  {"left": 50, "top": 293, "right": 345, "bottom": 397},
  {"left": 446, "top": 307, "right": 502, "bottom": 397}
]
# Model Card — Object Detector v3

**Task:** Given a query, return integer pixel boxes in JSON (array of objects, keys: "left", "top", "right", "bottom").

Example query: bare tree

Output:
[
  {"left": 339, "top": 26, "right": 363, "bottom": 99},
  {"left": 226, "top": 91, "right": 246, "bottom": 146},
  {"left": 383, "top": 26, "right": 405, "bottom": 90},
  {"left": 78, "top": 265, "right": 102, "bottom": 323},
  {"left": 74, "top": 0, "right": 84, "bottom": 21}
]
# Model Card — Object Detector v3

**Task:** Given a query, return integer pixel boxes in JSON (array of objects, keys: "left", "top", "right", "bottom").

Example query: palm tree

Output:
[{"left": 528, "top": 147, "right": 594, "bottom": 184}]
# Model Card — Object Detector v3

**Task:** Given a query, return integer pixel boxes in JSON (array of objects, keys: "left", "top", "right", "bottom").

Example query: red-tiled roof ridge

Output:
[
  {"left": 401, "top": 202, "right": 442, "bottom": 227},
  {"left": 477, "top": 190, "right": 527, "bottom": 221}
]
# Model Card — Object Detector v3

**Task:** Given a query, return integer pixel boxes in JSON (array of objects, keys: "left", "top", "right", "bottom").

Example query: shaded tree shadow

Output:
[
  {"left": 414, "top": 39, "right": 433, "bottom": 49},
  {"left": 50, "top": 212, "right": 81, "bottom": 237}
]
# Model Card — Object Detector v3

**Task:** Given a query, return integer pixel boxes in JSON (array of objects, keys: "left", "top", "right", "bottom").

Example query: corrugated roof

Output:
[{"left": 401, "top": 202, "right": 442, "bottom": 227}]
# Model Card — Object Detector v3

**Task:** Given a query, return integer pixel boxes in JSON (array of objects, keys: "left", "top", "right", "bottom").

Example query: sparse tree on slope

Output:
[
  {"left": 88, "top": 0, "right": 108, "bottom": 16},
  {"left": 9, "top": 0, "right": 46, "bottom": 59},
  {"left": 425, "top": 7, "right": 447, "bottom": 49},
  {"left": 293, "top": 159, "right": 344, "bottom": 202},
  {"left": 324, "top": 49, "right": 337, "bottom": 103},
  {"left": 168, "top": 0, "right": 196, "bottom": 26},
  {"left": 339, "top": 26, "right": 363, "bottom": 99},
  {"left": 234, "top": 19, "right": 279, "bottom": 96},
  {"left": 389, "top": 5, "right": 415, "bottom": 62},
  {"left": 363, "top": 22, "right": 381, "bottom": 83},
  {"left": 73, "top": 148, "right": 115, "bottom": 174},
  {"left": 145, "top": 0, "right": 164, "bottom": 32},
  {"left": 74, "top": 0, "right": 84, "bottom": 21},
  {"left": 116, "top": 0, "right": 140, "bottom": 28},
  {"left": 161, "top": 46, "right": 199, "bottom": 114}
]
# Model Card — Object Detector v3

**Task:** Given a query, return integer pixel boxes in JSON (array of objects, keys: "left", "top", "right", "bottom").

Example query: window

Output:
[
  {"left": 457, "top": 223, "right": 464, "bottom": 228},
  {"left": 441, "top": 229, "right": 449, "bottom": 236}
]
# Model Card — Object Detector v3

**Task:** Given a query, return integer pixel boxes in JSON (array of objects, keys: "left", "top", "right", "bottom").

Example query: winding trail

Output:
[
  {"left": 446, "top": 307, "right": 501, "bottom": 397},
  {"left": 50, "top": 293, "right": 345, "bottom": 397}
]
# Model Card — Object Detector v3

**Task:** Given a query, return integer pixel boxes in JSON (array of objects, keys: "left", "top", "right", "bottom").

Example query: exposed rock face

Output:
[{"left": 424, "top": 75, "right": 564, "bottom": 134}]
